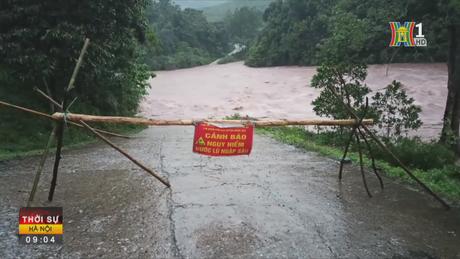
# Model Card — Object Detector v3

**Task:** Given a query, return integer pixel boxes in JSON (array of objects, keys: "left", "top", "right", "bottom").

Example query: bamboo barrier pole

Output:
[
  {"left": 0, "top": 100, "right": 130, "bottom": 139},
  {"left": 52, "top": 112, "right": 374, "bottom": 127},
  {"left": 79, "top": 121, "right": 170, "bottom": 188}
]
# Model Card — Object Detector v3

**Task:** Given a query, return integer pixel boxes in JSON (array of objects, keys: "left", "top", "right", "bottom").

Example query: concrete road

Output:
[{"left": 1, "top": 127, "right": 460, "bottom": 258}]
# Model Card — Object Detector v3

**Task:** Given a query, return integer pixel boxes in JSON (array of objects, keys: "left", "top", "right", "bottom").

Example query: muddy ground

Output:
[{"left": 1, "top": 127, "right": 460, "bottom": 258}]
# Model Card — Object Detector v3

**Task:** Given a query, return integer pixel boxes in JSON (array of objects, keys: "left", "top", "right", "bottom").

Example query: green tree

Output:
[
  {"left": 311, "top": 63, "right": 370, "bottom": 120},
  {"left": 372, "top": 81, "right": 422, "bottom": 139},
  {"left": 311, "top": 5, "right": 371, "bottom": 121},
  {"left": 0, "top": 0, "right": 151, "bottom": 116},
  {"left": 317, "top": 11, "right": 368, "bottom": 64}
]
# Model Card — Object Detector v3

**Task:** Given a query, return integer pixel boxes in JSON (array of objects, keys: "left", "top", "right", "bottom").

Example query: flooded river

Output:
[{"left": 141, "top": 62, "right": 448, "bottom": 139}]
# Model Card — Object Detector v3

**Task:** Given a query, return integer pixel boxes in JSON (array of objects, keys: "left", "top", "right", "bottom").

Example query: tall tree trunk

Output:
[{"left": 440, "top": 25, "right": 460, "bottom": 153}]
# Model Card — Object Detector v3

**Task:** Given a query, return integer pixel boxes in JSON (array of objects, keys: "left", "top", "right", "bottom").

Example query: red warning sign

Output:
[{"left": 193, "top": 122, "right": 254, "bottom": 156}]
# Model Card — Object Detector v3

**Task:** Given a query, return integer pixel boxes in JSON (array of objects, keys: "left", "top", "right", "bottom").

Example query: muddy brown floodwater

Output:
[
  {"left": 140, "top": 62, "right": 448, "bottom": 139},
  {"left": 1, "top": 62, "right": 460, "bottom": 258}
]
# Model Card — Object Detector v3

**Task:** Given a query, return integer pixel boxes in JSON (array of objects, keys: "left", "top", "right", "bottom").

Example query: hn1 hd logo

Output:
[{"left": 389, "top": 22, "right": 427, "bottom": 47}]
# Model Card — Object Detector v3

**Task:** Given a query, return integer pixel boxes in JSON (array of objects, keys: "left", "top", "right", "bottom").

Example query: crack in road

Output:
[{"left": 158, "top": 137, "right": 183, "bottom": 259}]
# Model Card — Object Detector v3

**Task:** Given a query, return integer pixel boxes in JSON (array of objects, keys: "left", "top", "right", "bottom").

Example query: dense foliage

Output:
[
  {"left": 246, "top": 0, "right": 333, "bottom": 66},
  {"left": 0, "top": 0, "right": 151, "bottom": 115},
  {"left": 144, "top": 1, "right": 264, "bottom": 70},
  {"left": 246, "top": 0, "right": 449, "bottom": 67},
  {"left": 0, "top": 0, "right": 151, "bottom": 155}
]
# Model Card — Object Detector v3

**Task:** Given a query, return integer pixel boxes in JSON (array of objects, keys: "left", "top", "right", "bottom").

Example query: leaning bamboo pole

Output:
[
  {"left": 52, "top": 112, "right": 374, "bottom": 127},
  {"left": 0, "top": 100, "right": 130, "bottom": 139},
  {"left": 79, "top": 121, "right": 170, "bottom": 188}
]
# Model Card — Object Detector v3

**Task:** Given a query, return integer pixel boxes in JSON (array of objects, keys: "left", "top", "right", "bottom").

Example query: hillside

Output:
[{"left": 201, "top": 0, "right": 272, "bottom": 22}]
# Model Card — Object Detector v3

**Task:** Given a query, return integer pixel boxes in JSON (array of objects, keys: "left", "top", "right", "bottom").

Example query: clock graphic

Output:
[{"left": 18, "top": 207, "right": 63, "bottom": 245}]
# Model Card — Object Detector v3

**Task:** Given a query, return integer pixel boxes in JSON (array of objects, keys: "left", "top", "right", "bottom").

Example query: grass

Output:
[{"left": 258, "top": 126, "right": 460, "bottom": 202}]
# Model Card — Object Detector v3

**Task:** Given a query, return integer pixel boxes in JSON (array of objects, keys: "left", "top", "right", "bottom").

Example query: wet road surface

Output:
[{"left": 1, "top": 127, "right": 460, "bottom": 258}]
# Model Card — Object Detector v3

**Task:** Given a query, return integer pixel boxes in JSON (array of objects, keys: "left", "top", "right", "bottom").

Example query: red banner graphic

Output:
[{"left": 193, "top": 122, "right": 254, "bottom": 156}]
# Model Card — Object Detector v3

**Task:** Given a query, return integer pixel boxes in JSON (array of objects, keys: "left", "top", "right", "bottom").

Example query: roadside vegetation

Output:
[{"left": 0, "top": 1, "right": 151, "bottom": 159}]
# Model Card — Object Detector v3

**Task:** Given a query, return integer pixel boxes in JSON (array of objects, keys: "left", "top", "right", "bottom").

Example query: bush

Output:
[
  {"left": 372, "top": 138, "right": 456, "bottom": 171},
  {"left": 372, "top": 81, "right": 422, "bottom": 139}
]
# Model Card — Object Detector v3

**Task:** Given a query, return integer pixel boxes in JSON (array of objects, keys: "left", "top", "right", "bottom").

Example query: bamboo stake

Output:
[
  {"left": 34, "top": 87, "right": 63, "bottom": 110},
  {"left": 52, "top": 112, "right": 374, "bottom": 127},
  {"left": 27, "top": 126, "right": 57, "bottom": 206},
  {"left": 328, "top": 86, "right": 450, "bottom": 209},
  {"left": 67, "top": 40, "right": 90, "bottom": 92},
  {"left": 79, "top": 121, "right": 170, "bottom": 188},
  {"left": 355, "top": 133, "right": 372, "bottom": 197},
  {"left": 48, "top": 38, "right": 90, "bottom": 201},
  {"left": 0, "top": 100, "right": 130, "bottom": 139},
  {"left": 357, "top": 127, "right": 384, "bottom": 190}
]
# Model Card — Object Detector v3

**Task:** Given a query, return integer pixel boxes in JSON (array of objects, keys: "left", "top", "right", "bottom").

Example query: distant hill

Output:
[
  {"left": 172, "top": 0, "right": 228, "bottom": 10},
  {"left": 173, "top": 0, "right": 272, "bottom": 22}
]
